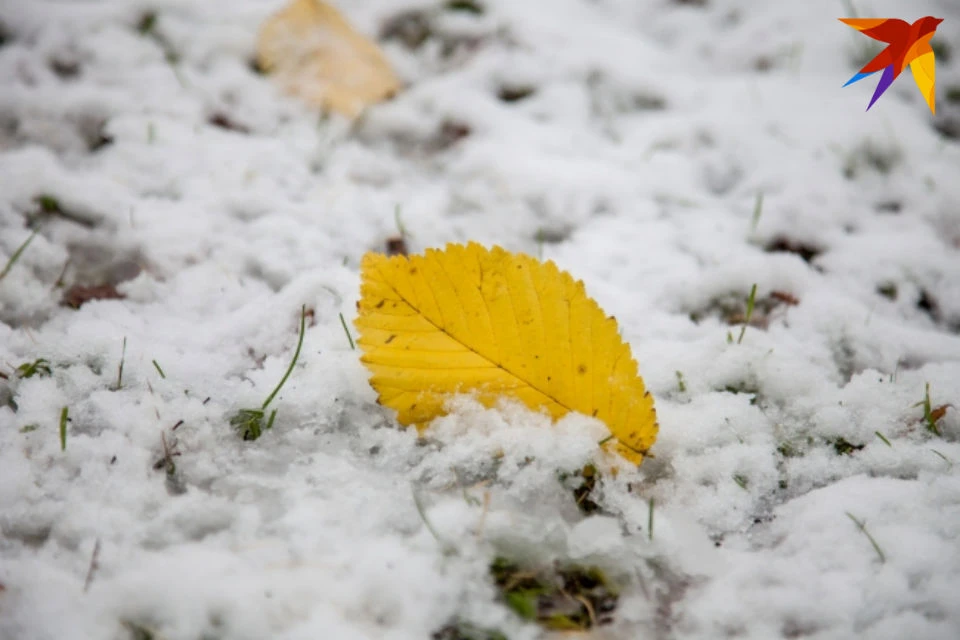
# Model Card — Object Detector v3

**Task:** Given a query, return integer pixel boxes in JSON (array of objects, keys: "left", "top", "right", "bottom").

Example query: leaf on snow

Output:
[
  {"left": 354, "top": 242, "right": 659, "bottom": 465},
  {"left": 255, "top": 0, "right": 401, "bottom": 119}
]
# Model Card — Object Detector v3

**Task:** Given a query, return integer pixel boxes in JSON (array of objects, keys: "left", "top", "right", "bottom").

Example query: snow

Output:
[{"left": 2, "top": 0, "right": 960, "bottom": 638}]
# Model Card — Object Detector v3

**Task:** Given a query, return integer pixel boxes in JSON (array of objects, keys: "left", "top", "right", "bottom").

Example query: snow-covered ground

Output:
[{"left": 2, "top": 0, "right": 960, "bottom": 638}]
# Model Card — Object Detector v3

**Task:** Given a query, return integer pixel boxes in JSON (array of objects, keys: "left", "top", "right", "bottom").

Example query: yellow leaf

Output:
[
  {"left": 354, "top": 242, "right": 659, "bottom": 465},
  {"left": 256, "top": 0, "right": 400, "bottom": 119}
]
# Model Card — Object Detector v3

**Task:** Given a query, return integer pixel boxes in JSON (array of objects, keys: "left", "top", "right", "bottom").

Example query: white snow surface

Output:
[{"left": 2, "top": 0, "right": 960, "bottom": 638}]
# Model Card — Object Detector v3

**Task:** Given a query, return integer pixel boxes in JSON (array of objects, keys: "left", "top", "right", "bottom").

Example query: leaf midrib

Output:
[{"left": 374, "top": 260, "right": 574, "bottom": 414}]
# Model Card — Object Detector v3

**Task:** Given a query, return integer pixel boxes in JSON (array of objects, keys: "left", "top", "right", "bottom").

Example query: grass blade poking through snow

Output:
[
  {"left": 230, "top": 305, "right": 307, "bottom": 441},
  {"left": 648, "top": 498, "right": 655, "bottom": 541},
  {"left": 912, "top": 382, "right": 950, "bottom": 437},
  {"left": 260, "top": 308, "right": 306, "bottom": 410},
  {"left": 845, "top": 512, "right": 885, "bottom": 563},
  {"left": 749, "top": 192, "right": 764, "bottom": 233},
  {"left": 674, "top": 370, "right": 686, "bottom": 393},
  {"left": 394, "top": 204, "right": 412, "bottom": 239},
  {"left": 59, "top": 406, "right": 69, "bottom": 451},
  {"left": 412, "top": 485, "right": 455, "bottom": 555},
  {"left": 737, "top": 284, "right": 758, "bottom": 344},
  {"left": 16, "top": 358, "right": 52, "bottom": 379},
  {"left": 114, "top": 337, "right": 127, "bottom": 390},
  {"left": 0, "top": 228, "right": 39, "bottom": 282},
  {"left": 930, "top": 449, "right": 952, "bottom": 468},
  {"left": 339, "top": 312, "right": 355, "bottom": 350}
]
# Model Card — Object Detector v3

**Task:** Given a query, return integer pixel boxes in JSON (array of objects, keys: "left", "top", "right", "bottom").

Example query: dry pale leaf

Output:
[
  {"left": 354, "top": 242, "right": 659, "bottom": 465},
  {"left": 256, "top": 0, "right": 401, "bottom": 118}
]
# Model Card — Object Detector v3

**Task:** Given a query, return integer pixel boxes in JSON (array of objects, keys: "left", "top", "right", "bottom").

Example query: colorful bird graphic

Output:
[{"left": 840, "top": 16, "right": 943, "bottom": 113}]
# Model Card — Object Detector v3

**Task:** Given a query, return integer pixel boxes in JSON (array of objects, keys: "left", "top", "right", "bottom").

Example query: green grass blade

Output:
[
  {"left": 59, "top": 406, "right": 69, "bottom": 451},
  {"left": 339, "top": 312, "right": 356, "bottom": 350},
  {"left": 648, "top": 497, "right": 655, "bottom": 541},
  {"left": 846, "top": 512, "right": 885, "bottom": 563},
  {"left": 0, "top": 229, "right": 39, "bottom": 282},
  {"left": 737, "top": 284, "right": 758, "bottom": 344},
  {"left": 261, "top": 306, "right": 307, "bottom": 410}
]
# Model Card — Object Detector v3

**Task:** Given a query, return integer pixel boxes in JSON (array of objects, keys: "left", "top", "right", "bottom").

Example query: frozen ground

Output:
[{"left": 2, "top": 0, "right": 960, "bottom": 638}]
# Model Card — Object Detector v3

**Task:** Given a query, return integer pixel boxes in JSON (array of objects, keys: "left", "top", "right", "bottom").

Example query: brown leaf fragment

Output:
[
  {"left": 61, "top": 283, "right": 125, "bottom": 309},
  {"left": 770, "top": 290, "right": 800, "bottom": 306},
  {"left": 208, "top": 112, "right": 250, "bottom": 134},
  {"left": 930, "top": 404, "right": 953, "bottom": 424},
  {"left": 256, "top": 0, "right": 401, "bottom": 119},
  {"left": 304, "top": 307, "right": 317, "bottom": 327},
  {"left": 765, "top": 236, "right": 822, "bottom": 263},
  {"left": 427, "top": 120, "right": 471, "bottom": 152},
  {"left": 385, "top": 236, "right": 408, "bottom": 256}
]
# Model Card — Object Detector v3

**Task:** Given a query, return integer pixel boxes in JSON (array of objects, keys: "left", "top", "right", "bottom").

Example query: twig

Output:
[
  {"left": 83, "top": 538, "right": 102, "bottom": 592},
  {"left": 156, "top": 432, "right": 180, "bottom": 475}
]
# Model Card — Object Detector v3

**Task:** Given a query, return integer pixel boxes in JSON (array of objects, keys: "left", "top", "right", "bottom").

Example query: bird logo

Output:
[{"left": 840, "top": 16, "right": 944, "bottom": 113}]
